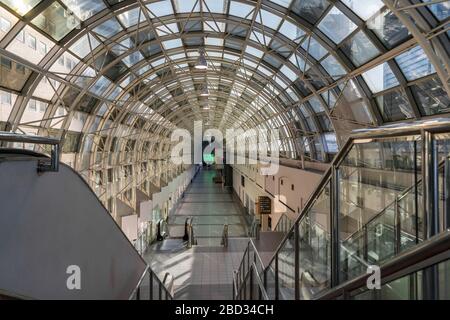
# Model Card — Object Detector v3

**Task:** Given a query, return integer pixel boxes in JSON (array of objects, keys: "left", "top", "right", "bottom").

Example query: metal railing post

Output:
[
  {"left": 422, "top": 130, "right": 439, "bottom": 300},
  {"left": 445, "top": 156, "right": 450, "bottom": 230},
  {"left": 149, "top": 271, "right": 153, "bottom": 300},
  {"left": 250, "top": 267, "right": 254, "bottom": 300},
  {"left": 294, "top": 221, "right": 299, "bottom": 300},
  {"left": 330, "top": 165, "right": 340, "bottom": 287},
  {"left": 275, "top": 254, "right": 279, "bottom": 300},
  {"left": 395, "top": 198, "right": 401, "bottom": 254}
]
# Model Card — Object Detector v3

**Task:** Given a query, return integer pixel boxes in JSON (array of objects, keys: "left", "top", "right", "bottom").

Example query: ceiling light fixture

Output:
[{"left": 195, "top": 48, "right": 208, "bottom": 70}]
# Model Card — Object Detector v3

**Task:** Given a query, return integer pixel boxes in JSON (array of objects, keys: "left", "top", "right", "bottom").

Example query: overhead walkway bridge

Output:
[{"left": 233, "top": 119, "right": 450, "bottom": 300}]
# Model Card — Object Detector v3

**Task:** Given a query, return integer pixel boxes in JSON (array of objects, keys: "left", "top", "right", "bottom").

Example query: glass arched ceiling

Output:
[{"left": 0, "top": 0, "right": 449, "bottom": 168}]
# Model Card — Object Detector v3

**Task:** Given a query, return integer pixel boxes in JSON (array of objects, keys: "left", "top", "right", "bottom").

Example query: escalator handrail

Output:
[
  {"left": 315, "top": 229, "right": 450, "bottom": 300},
  {"left": 0, "top": 131, "right": 60, "bottom": 172}
]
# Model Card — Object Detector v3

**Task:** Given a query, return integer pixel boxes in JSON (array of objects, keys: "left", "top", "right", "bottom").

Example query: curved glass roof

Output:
[{"left": 0, "top": 0, "right": 448, "bottom": 181}]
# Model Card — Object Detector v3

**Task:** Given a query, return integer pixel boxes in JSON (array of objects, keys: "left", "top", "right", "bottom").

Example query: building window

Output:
[
  {"left": 27, "top": 34, "right": 36, "bottom": 50},
  {"left": 1, "top": 57, "right": 12, "bottom": 69},
  {"left": 65, "top": 58, "right": 72, "bottom": 70},
  {"left": 28, "top": 100, "right": 37, "bottom": 111},
  {"left": 1, "top": 92, "right": 12, "bottom": 105},
  {"left": 16, "top": 30, "right": 25, "bottom": 42},
  {"left": 281, "top": 179, "right": 283, "bottom": 185},
  {"left": 38, "top": 101, "right": 46, "bottom": 112},
  {"left": 38, "top": 41, "right": 47, "bottom": 55},
  {"left": 291, "top": 184, "right": 295, "bottom": 191},
  {"left": 15, "top": 63, "right": 25, "bottom": 74},
  {"left": 0, "top": 17, "right": 11, "bottom": 32}
]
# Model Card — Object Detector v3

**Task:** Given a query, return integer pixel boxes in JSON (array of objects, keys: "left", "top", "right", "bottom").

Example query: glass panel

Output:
[
  {"left": 117, "top": 8, "right": 145, "bottom": 28},
  {"left": 70, "top": 33, "right": 100, "bottom": 58},
  {"left": 423, "top": 0, "right": 450, "bottom": 21},
  {"left": 229, "top": 1, "right": 254, "bottom": 18},
  {"left": 61, "top": 0, "right": 106, "bottom": 21},
  {"left": 362, "top": 62, "right": 399, "bottom": 93},
  {"left": 331, "top": 80, "right": 373, "bottom": 144},
  {"left": 321, "top": 54, "right": 345, "bottom": 80},
  {"left": 277, "top": 231, "right": 295, "bottom": 299},
  {"left": 0, "top": 89, "right": 17, "bottom": 121},
  {"left": 353, "top": 258, "right": 450, "bottom": 300},
  {"left": 318, "top": 6, "right": 357, "bottom": 44},
  {"left": 341, "top": 0, "right": 384, "bottom": 21},
  {"left": 376, "top": 90, "right": 414, "bottom": 122},
  {"left": 301, "top": 36, "right": 327, "bottom": 60},
  {"left": 0, "top": 55, "right": 33, "bottom": 91},
  {"left": 278, "top": 20, "right": 305, "bottom": 43},
  {"left": 395, "top": 46, "right": 436, "bottom": 81},
  {"left": 93, "top": 18, "right": 122, "bottom": 39},
  {"left": 412, "top": 76, "right": 450, "bottom": 116},
  {"left": 298, "top": 182, "right": 331, "bottom": 299},
  {"left": 367, "top": 8, "right": 410, "bottom": 49},
  {"left": 31, "top": 1, "right": 78, "bottom": 41},
  {"left": 338, "top": 138, "right": 422, "bottom": 283},
  {"left": 291, "top": 0, "right": 330, "bottom": 24},
  {"left": 353, "top": 272, "right": 422, "bottom": 300},
  {"left": 256, "top": 9, "right": 282, "bottom": 30},
  {"left": 436, "top": 135, "right": 450, "bottom": 235},
  {"left": 0, "top": 0, "right": 41, "bottom": 16},
  {"left": 341, "top": 31, "right": 380, "bottom": 67},
  {"left": 0, "top": 7, "right": 18, "bottom": 42},
  {"left": 204, "top": 0, "right": 226, "bottom": 13},
  {"left": 270, "top": 0, "right": 292, "bottom": 8},
  {"left": 174, "top": 0, "right": 200, "bottom": 13},
  {"left": 146, "top": 0, "right": 174, "bottom": 17},
  {"left": 20, "top": 99, "right": 47, "bottom": 125}
]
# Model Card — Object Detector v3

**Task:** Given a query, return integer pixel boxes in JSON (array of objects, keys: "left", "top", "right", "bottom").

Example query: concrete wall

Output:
[
  {"left": 232, "top": 163, "right": 324, "bottom": 230},
  {"left": 0, "top": 157, "right": 146, "bottom": 299}
]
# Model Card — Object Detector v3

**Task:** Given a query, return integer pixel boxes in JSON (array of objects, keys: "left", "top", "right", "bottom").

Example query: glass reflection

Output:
[{"left": 0, "top": 0, "right": 41, "bottom": 16}]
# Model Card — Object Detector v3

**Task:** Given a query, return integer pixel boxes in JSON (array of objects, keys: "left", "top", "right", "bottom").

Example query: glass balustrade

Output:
[{"left": 233, "top": 120, "right": 450, "bottom": 301}]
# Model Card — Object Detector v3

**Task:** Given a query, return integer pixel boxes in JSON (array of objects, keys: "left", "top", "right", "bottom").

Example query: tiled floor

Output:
[{"left": 144, "top": 168, "right": 251, "bottom": 300}]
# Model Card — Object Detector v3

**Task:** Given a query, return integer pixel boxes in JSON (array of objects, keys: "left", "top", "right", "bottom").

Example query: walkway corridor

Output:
[{"left": 144, "top": 167, "right": 250, "bottom": 300}]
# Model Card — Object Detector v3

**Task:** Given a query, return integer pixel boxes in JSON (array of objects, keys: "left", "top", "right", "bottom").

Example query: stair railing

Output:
[
  {"left": 232, "top": 118, "right": 450, "bottom": 300},
  {"left": 131, "top": 266, "right": 174, "bottom": 300}
]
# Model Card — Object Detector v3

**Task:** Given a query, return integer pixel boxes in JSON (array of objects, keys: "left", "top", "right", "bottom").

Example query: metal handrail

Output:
[
  {"left": 233, "top": 262, "right": 269, "bottom": 300},
  {"left": 0, "top": 131, "right": 60, "bottom": 172},
  {"left": 133, "top": 266, "right": 174, "bottom": 300},
  {"left": 316, "top": 229, "right": 450, "bottom": 300},
  {"left": 163, "top": 272, "right": 175, "bottom": 297},
  {"left": 274, "top": 213, "right": 294, "bottom": 233},
  {"left": 221, "top": 224, "right": 229, "bottom": 247}
]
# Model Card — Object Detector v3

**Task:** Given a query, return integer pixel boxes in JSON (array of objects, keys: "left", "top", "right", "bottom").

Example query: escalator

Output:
[
  {"left": 233, "top": 119, "right": 450, "bottom": 300},
  {"left": 0, "top": 133, "right": 172, "bottom": 300}
]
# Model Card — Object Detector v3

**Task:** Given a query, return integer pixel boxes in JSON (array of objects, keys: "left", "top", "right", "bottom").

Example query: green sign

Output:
[{"left": 203, "top": 153, "right": 215, "bottom": 164}]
